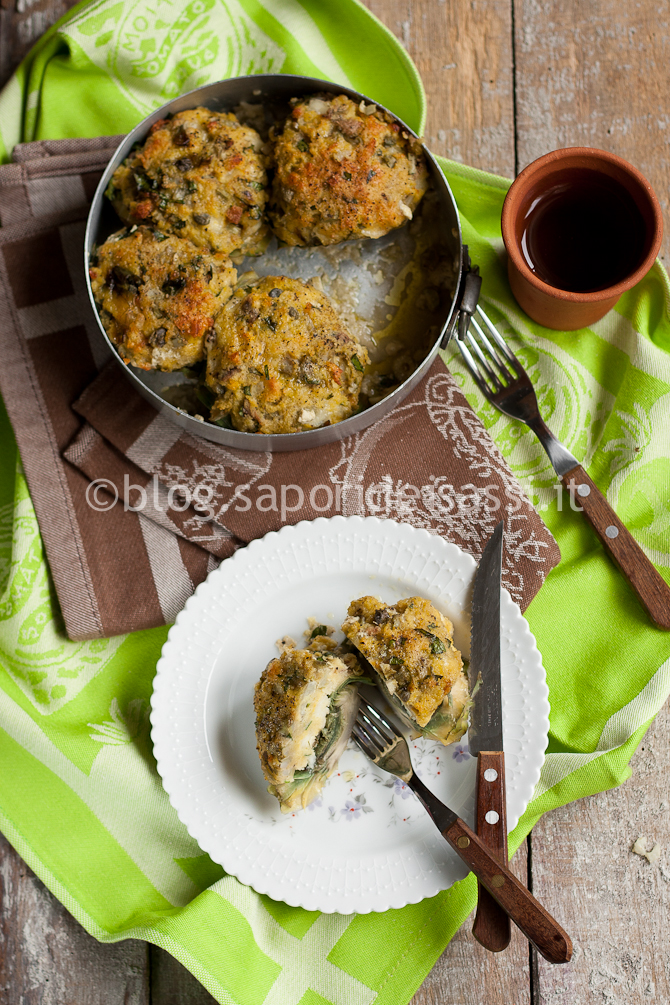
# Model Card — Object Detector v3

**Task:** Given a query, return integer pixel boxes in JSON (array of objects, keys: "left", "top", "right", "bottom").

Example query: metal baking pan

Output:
[{"left": 84, "top": 73, "right": 464, "bottom": 452}]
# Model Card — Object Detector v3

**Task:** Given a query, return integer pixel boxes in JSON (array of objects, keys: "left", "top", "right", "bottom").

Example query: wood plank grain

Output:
[
  {"left": 513, "top": 0, "right": 670, "bottom": 266},
  {"left": 531, "top": 699, "right": 670, "bottom": 1004},
  {"left": 362, "top": 0, "right": 516, "bottom": 176},
  {"left": 411, "top": 840, "right": 531, "bottom": 1005},
  {"left": 0, "top": 4, "right": 666, "bottom": 1005},
  {"left": 0, "top": 833, "right": 150, "bottom": 1005},
  {"left": 362, "top": 9, "right": 528, "bottom": 997},
  {"left": 149, "top": 946, "right": 217, "bottom": 1004}
]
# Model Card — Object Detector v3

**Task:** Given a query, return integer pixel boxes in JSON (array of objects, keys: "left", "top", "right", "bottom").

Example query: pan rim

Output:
[{"left": 84, "top": 73, "right": 463, "bottom": 452}]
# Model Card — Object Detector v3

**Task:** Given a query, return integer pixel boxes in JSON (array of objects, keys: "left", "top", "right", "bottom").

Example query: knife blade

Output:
[{"left": 469, "top": 521, "right": 511, "bottom": 952}]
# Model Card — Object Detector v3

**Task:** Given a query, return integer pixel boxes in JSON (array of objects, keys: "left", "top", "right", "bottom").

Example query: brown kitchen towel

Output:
[
  {"left": 0, "top": 137, "right": 220, "bottom": 639},
  {"left": 64, "top": 350, "right": 562, "bottom": 618},
  {"left": 0, "top": 136, "right": 560, "bottom": 641},
  {"left": 62, "top": 418, "right": 239, "bottom": 561},
  {"left": 0, "top": 135, "right": 125, "bottom": 226}
]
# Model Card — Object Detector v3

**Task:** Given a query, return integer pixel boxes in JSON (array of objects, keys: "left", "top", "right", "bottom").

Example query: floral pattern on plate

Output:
[{"left": 151, "top": 516, "right": 549, "bottom": 913}]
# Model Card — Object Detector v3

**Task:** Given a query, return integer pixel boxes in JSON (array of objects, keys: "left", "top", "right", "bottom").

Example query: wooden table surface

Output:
[{"left": 1, "top": 2, "right": 669, "bottom": 1003}]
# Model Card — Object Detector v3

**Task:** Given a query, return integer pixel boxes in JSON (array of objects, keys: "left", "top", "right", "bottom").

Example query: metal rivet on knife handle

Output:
[
  {"left": 351, "top": 694, "right": 572, "bottom": 965},
  {"left": 470, "top": 527, "right": 511, "bottom": 954},
  {"left": 444, "top": 818, "right": 573, "bottom": 965},
  {"left": 473, "top": 749, "right": 510, "bottom": 952}
]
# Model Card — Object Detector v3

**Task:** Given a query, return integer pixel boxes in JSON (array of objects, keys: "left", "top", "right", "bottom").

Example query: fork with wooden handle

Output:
[
  {"left": 455, "top": 305, "right": 670, "bottom": 629},
  {"left": 353, "top": 696, "right": 573, "bottom": 965}
]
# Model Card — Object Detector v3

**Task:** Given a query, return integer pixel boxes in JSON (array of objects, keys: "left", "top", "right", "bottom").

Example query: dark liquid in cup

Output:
[{"left": 519, "top": 168, "right": 647, "bottom": 293}]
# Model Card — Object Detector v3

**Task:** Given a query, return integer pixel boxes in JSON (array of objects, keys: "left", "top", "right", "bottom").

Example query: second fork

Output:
[{"left": 455, "top": 306, "right": 670, "bottom": 629}]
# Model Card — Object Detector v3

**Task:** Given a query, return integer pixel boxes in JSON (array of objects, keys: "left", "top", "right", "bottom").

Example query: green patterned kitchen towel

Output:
[{"left": 1, "top": 3, "right": 670, "bottom": 1004}]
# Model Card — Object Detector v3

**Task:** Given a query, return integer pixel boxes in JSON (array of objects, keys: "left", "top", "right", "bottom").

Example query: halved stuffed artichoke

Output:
[
  {"left": 254, "top": 643, "right": 365, "bottom": 812},
  {"left": 341, "top": 596, "right": 471, "bottom": 745}
]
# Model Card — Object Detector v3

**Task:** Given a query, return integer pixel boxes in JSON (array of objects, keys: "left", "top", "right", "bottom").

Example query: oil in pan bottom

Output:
[{"left": 84, "top": 74, "right": 464, "bottom": 452}]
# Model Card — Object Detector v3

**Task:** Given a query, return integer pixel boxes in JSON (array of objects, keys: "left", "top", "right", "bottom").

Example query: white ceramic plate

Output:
[{"left": 151, "top": 516, "right": 549, "bottom": 913}]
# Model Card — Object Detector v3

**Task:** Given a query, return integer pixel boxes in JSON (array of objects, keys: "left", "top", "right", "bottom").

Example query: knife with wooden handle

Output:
[
  {"left": 469, "top": 521, "right": 511, "bottom": 951},
  {"left": 405, "top": 770, "right": 572, "bottom": 965}
]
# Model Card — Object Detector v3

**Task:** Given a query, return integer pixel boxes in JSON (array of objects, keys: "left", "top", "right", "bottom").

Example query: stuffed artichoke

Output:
[
  {"left": 341, "top": 596, "right": 471, "bottom": 745},
  {"left": 254, "top": 643, "right": 365, "bottom": 812}
]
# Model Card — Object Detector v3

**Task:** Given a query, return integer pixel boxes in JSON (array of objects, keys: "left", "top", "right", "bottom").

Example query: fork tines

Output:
[
  {"left": 353, "top": 696, "right": 401, "bottom": 758},
  {"left": 456, "top": 305, "right": 524, "bottom": 396}
]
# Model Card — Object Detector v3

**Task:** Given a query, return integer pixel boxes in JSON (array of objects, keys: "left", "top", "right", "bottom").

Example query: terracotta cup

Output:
[{"left": 501, "top": 147, "right": 663, "bottom": 330}]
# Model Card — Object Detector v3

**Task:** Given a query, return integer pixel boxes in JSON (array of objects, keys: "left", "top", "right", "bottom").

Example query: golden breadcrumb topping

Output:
[
  {"left": 107, "top": 106, "right": 270, "bottom": 257},
  {"left": 90, "top": 226, "right": 236, "bottom": 371},
  {"left": 206, "top": 274, "right": 368, "bottom": 433},
  {"left": 342, "top": 595, "right": 463, "bottom": 727},
  {"left": 270, "top": 94, "right": 428, "bottom": 246}
]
